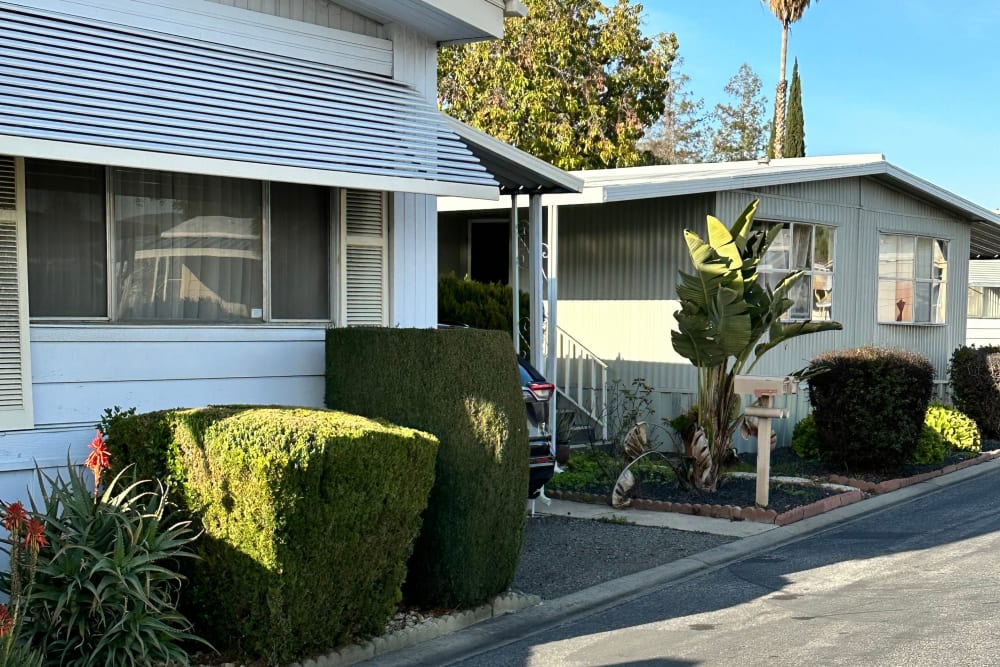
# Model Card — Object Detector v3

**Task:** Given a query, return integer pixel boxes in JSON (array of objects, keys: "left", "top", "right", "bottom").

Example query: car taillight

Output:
[{"left": 528, "top": 382, "right": 554, "bottom": 401}]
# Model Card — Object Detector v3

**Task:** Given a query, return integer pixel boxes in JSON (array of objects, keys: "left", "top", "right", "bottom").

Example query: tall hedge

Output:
[
  {"left": 103, "top": 406, "right": 438, "bottom": 663},
  {"left": 325, "top": 327, "right": 528, "bottom": 607},
  {"left": 438, "top": 273, "right": 531, "bottom": 354},
  {"left": 949, "top": 344, "right": 1000, "bottom": 439},
  {"left": 806, "top": 346, "right": 934, "bottom": 470}
]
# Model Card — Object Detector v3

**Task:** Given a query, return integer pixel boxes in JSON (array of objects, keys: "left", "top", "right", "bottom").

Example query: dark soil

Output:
[
  {"left": 634, "top": 475, "right": 840, "bottom": 514},
  {"left": 749, "top": 446, "right": 987, "bottom": 482}
]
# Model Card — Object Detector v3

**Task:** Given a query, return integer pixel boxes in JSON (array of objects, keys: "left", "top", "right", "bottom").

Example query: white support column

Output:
[
  {"left": 509, "top": 192, "right": 519, "bottom": 355},
  {"left": 529, "top": 194, "right": 544, "bottom": 371},
  {"left": 546, "top": 203, "right": 559, "bottom": 454}
]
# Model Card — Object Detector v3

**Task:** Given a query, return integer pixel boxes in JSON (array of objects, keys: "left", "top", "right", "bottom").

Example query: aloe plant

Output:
[{"left": 671, "top": 200, "right": 842, "bottom": 491}]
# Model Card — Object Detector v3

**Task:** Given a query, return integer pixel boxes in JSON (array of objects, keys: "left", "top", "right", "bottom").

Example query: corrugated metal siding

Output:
[
  {"left": 558, "top": 194, "right": 713, "bottom": 300},
  {"left": 1, "top": 7, "right": 494, "bottom": 191},
  {"left": 557, "top": 177, "right": 970, "bottom": 445},
  {"left": 207, "top": 0, "right": 385, "bottom": 37}
]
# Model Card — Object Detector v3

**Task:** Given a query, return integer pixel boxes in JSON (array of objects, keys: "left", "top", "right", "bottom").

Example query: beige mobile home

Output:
[{"left": 440, "top": 155, "right": 1000, "bottom": 445}]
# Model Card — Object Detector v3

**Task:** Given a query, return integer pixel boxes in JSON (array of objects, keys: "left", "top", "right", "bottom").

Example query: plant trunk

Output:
[
  {"left": 772, "top": 24, "right": 789, "bottom": 158},
  {"left": 690, "top": 366, "right": 740, "bottom": 492}
]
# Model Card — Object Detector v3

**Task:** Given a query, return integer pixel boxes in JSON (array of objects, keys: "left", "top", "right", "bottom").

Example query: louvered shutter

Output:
[
  {"left": 0, "top": 158, "right": 33, "bottom": 430},
  {"left": 341, "top": 190, "right": 388, "bottom": 326}
]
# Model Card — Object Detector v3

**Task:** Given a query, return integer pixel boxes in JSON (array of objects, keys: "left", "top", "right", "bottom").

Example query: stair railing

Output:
[{"left": 552, "top": 326, "right": 608, "bottom": 440}]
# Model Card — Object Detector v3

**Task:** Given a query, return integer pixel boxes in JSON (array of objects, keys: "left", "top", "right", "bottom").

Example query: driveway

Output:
[{"left": 371, "top": 463, "right": 1000, "bottom": 666}]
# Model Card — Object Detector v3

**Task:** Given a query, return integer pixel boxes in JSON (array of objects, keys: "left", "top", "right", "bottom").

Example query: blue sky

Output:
[{"left": 642, "top": 1, "right": 1000, "bottom": 208}]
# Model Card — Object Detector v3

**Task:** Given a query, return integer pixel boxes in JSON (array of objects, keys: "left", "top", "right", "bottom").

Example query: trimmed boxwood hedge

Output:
[
  {"left": 806, "top": 345, "right": 934, "bottom": 470},
  {"left": 103, "top": 406, "right": 438, "bottom": 663},
  {"left": 949, "top": 344, "right": 1000, "bottom": 439},
  {"left": 325, "top": 327, "right": 528, "bottom": 608}
]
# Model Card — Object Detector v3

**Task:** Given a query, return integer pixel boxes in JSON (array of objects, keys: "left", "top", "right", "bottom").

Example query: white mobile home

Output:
[
  {"left": 0, "top": 0, "right": 583, "bottom": 497},
  {"left": 440, "top": 155, "right": 1000, "bottom": 443}
]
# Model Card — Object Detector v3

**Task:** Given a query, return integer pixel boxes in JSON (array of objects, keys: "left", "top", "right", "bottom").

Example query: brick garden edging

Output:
[
  {"left": 546, "top": 488, "right": 865, "bottom": 526},
  {"left": 824, "top": 449, "right": 1000, "bottom": 495},
  {"left": 547, "top": 450, "right": 1000, "bottom": 526}
]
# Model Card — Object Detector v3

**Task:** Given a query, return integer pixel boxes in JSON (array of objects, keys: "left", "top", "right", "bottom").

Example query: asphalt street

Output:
[{"left": 382, "top": 465, "right": 1000, "bottom": 666}]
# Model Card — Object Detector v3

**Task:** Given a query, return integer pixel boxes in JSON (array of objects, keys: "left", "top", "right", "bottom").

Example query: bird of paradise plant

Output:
[{"left": 671, "top": 200, "right": 842, "bottom": 491}]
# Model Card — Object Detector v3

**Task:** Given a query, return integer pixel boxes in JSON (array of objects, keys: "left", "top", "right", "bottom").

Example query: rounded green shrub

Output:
[
  {"left": 326, "top": 327, "right": 528, "bottom": 608},
  {"left": 909, "top": 424, "right": 948, "bottom": 465},
  {"left": 807, "top": 345, "right": 934, "bottom": 470},
  {"left": 104, "top": 406, "right": 438, "bottom": 663},
  {"left": 925, "top": 403, "right": 981, "bottom": 453},
  {"left": 791, "top": 414, "right": 822, "bottom": 461},
  {"left": 948, "top": 344, "right": 1000, "bottom": 439}
]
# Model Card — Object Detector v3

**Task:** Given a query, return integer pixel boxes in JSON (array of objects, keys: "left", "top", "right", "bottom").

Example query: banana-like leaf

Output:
[
  {"left": 727, "top": 200, "right": 759, "bottom": 252},
  {"left": 707, "top": 216, "right": 743, "bottom": 270},
  {"left": 755, "top": 319, "right": 843, "bottom": 360}
]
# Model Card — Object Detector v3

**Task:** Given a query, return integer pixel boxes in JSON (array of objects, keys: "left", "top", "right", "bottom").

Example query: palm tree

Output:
[{"left": 764, "top": 0, "right": 815, "bottom": 158}]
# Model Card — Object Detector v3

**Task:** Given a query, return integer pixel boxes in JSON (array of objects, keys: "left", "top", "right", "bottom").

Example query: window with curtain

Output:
[
  {"left": 759, "top": 222, "right": 835, "bottom": 321},
  {"left": 113, "top": 169, "right": 263, "bottom": 322},
  {"left": 25, "top": 160, "right": 108, "bottom": 317},
  {"left": 878, "top": 234, "right": 948, "bottom": 324},
  {"left": 24, "top": 163, "right": 371, "bottom": 324},
  {"left": 270, "top": 182, "right": 331, "bottom": 320}
]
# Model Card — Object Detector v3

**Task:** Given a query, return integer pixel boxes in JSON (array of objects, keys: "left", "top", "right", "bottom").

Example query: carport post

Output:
[
  {"left": 509, "top": 192, "right": 519, "bottom": 355},
  {"left": 529, "top": 194, "right": 544, "bottom": 371},
  {"left": 546, "top": 203, "right": 559, "bottom": 454}
]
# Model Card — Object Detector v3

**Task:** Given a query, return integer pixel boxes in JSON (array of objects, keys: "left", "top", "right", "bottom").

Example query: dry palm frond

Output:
[
  {"left": 764, "top": 0, "right": 815, "bottom": 28},
  {"left": 740, "top": 396, "right": 779, "bottom": 449},
  {"left": 622, "top": 421, "right": 648, "bottom": 463},
  {"left": 611, "top": 468, "right": 635, "bottom": 509},
  {"left": 689, "top": 427, "right": 713, "bottom": 490}
]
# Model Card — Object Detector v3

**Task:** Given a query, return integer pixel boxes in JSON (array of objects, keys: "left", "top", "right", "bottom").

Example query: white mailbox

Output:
[{"left": 734, "top": 375, "right": 800, "bottom": 507}]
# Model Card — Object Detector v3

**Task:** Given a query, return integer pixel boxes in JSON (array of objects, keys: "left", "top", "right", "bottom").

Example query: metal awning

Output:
[
  {"left": 0, "top": 6, "right": 499, "bottom": 199},
  {"left": 445, "top": 116, "right": 584, "bottom": 195}
]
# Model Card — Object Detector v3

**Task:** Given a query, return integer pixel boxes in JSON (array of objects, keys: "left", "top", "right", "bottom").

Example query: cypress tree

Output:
[{"left": 783, "top": 59, "right": 805, "bottom": 157}]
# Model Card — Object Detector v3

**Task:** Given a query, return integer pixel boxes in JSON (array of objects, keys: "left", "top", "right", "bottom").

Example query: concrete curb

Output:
[
  {"left": 293, "top": 592, "right": 541, "bottom": 667},
  {"left": 359, "top": 456, "right": 1000, "bottom": 666}
]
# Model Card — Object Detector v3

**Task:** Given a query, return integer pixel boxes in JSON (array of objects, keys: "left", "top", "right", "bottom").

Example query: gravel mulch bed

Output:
[{"left": 511, "top": 514, "right": 734, "bottom": 600}]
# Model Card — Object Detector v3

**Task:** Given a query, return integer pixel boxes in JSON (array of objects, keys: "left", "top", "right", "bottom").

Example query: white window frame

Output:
[
  {"left": 877, "top": 233, "right": 948, "bottom": 325},
  {"left": 758, "top": 220, "right": 836, "bottom": 323}
]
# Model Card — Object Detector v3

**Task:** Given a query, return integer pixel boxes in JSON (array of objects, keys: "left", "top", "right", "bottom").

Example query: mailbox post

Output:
[{"left": 733, "top": 375, "right": 800, "bottom": 507}]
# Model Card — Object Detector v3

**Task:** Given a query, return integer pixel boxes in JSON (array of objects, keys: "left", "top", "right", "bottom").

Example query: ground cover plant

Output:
[{"left": 546, "top": 448, "right": 840, "bottom": 513}]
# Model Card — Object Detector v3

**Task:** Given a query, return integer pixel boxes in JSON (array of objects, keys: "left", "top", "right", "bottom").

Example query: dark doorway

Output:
[{"left": 469, "top": 221, "right": 510, "bottom": 284}]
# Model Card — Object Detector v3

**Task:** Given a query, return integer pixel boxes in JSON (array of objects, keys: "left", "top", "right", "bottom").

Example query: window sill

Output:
[{"left": 877, "top": 321, "right": 947, "bottom": 327}]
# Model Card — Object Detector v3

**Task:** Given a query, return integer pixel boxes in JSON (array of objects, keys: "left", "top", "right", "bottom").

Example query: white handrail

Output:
[{"left": 551, "top": 326, "right": 608, "bottom": 440}]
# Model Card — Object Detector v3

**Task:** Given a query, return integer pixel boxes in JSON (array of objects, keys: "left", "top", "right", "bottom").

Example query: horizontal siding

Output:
[
  {"left": 967, "top": 320, "right": 1000, "bottom": 347},
  {"left": 29, "top": 325, "right": 328, "bottom": 429},
  {"left": 207, "top": 0, "right": 385, "bottom": 38},
  {"left": 969, "top": 259, "right": 1000, "bottom": 286}
]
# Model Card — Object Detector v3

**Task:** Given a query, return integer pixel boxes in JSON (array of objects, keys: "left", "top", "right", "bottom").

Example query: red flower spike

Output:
[
  {"left": 23, "top": 518, "right": 47, "bottom": 553},
  {"left": 2, "top": 501, "right": 26, "bottom": 533},
  {"left": 85, "top": 430, "right": 111, "bottom": 474},
  {"left": 0, "top": 604, "right": 12, "bottom": 638}
]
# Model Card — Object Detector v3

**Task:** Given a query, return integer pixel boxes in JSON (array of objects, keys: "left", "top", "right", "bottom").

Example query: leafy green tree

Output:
[
  {"left": 640, "top": 57, "right": 711, "bottom": 164},
  {"left": 783, "top": 59, "right": 805, "bottom": 157},
  {"left": 671, "top": 200, "right": 842, "bottom": 491},
  {"left": 710, "top": 64, "right": 769, "bottom": 161},
  {"left": 437, "top": 0, "right": 677, "bottom": 170},
  {"left": 763, "top": 0, "right": 817, "bottom": 158}
]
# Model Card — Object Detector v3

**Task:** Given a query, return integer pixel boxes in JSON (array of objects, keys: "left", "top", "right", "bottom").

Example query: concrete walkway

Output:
[{"left": 532, "top": 497, "right": 778, "bottom": 537}]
